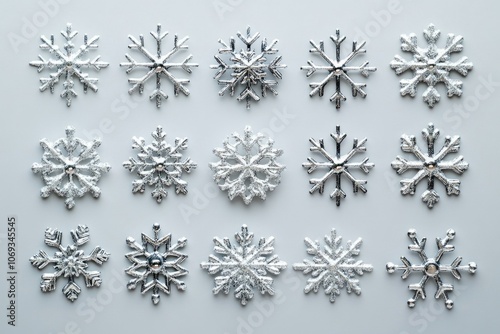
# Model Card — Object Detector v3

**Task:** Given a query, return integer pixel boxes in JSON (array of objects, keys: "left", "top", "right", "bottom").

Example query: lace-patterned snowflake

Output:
[
  {"left": 125, "top": 223, "right": 188, "bottom": 305},
  {"left": 123, "top": 126, "right": 197, "bottom": 203},
  {"left": 29, "top": 225, "right": 110, "bottom": 302},
  {"left": 301, "top": 29, "right": 376, "bottom": 109},
  {"left": 303, "top": 125, "right": 374, "bottom": 206},
  {"left": 211, "top": 26, "right": 286, "bottom": 109},
  {"left": 29, "top": 23, "right": 109, "bottom": 107},
  {"left": 390, "top": 23, "right": 473, "bottom": 107},
  {"left": 32, "top": 126, "right": 111, "bottom": 209},
  {"left": 120, "top": 24, "right": 198, "bottom": 108},
  {"left": 391, "top": 123, "right": 468, "bottom": 208},
  {"left": 209, "top": 126, "right": 285, "bottom": 204},
  {"left": 200, "top": 225, "right": 287, "bottom": 306},
  {"left": 387, "top": 229, "right": 477, "bottom": 309}
]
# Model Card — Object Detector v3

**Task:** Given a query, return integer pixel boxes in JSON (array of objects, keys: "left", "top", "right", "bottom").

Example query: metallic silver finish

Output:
[
  {"left": 391, "top": 123, "right": 468, "bottom": 208},
  {"left": 29, "top": 225, "right": 110, "bottom": 302},
  {"left": 390, "top": 23, "right": 473, "bottom": 108},
  {"left": 386, "top": 229, "right": 476, "bottom": 310},
  {"left": 123, "top": 126, "right": 197, "bottom": 203},
  {"left": 120, "top": 24, "right": 198, "bottom": 108},
  {"left": 125, "top": 223, "right": 188, "bottom": 305},
  {"left": 29, "top": 23, "right": 109, "bottom": 107},
  {"left": 303, "top": 125, "right": 374, "bottom": 206},
  {"left": 32, "top": 126, "right": 111, "bottom": 209},
  {"left": 301, "top": 29, "right": 376, "bottom": 109},
  {"left": 200, "top": 224, "right": 287, "bottom": 306}
]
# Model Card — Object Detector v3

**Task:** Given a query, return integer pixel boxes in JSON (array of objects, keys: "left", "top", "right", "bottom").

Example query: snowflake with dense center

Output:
[
  {"left": 200, "top": 224, "right": 287, "bottom": 306},
  {"left": 211, "top": 26, "right": 286, "bottom": 109},
  {"left": 29, "top": 23, "right": 109, "bottom": 107},
  {"left": 123, "top": 126, "right": 197, "bottom": 203},
  {"left": 125, "top": 223, "right": 188, "bottom": 305},
  {"left": 120, "top": 24, "right": 198, "bottom": 108},
  {"left": 303, "top": 125, "right": 374, "bottom": 206},
  {"left": 301, "top": 29, "right": 376, "bottom": 109},
  {"left": 209, "top": 126, "right": 285, "bottom": 204},
  {"left": 387, "top": 229, "right": 477, "bottom": 310},
  {"left": 29, "top": 225, "right": 110, "bottom": 302},
  {"left": 391, "top": 123, "right": 468, "bottom": 208},
  {"left": 32, "top": 126, "right": 111, "bottom": 209},
  {"left": 390, "top": 23, "right": 473, "bottom": 107}
]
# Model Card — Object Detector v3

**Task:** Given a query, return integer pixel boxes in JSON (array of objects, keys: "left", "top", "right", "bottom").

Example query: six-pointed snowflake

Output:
[
  {"left": 123, "top": 126, "right": 197, "bottom": 203},
  {"left": 32, "top": 126, "right": 111, "bottom": 209},
  {"left": 391, "top": 123, "right": 468, "bottom": 208},
  {"left": 390, "top": 23, "right": 473, "bottom": 107},
  {"left": 120, "top": 24, "right": 198, "bottom": 108},
  {"left": 301, "top": 29, "right": 376, "bottom": 109},
  {"left": 293, "top": 229, "right": 372, "bottom": 303},
  {"left": 303, "top": 125, "right": 374, "bottom": 206},
  {"left": 125, "top": 223, "right": 188, "bottom": 305},
  {"left": 29, "top": 23, "right": 109, "bottom": 107},
  {"left": 386, "top": 229, "right": 476, "bottom": 309},
  {"left": 200, "top": 224, "right": 287, "bottom": 305},
  {"left": 211, "top": 26, "right": 286, "bottom": 109},
  {"left": 209, "top": 126, "right": 285, "bottom": 204},
  {"left": 29, "top": 225, "right": 110, "bottom": 302}
]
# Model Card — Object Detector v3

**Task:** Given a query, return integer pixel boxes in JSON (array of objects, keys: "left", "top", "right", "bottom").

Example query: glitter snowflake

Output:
[
  {"left": 211, "top": 26, "right": 286, "bottom": 109},
  {"left": 29, "top": 225, "right": 110, "bottom": 302},
  {"left": 123, "top": 126, "right": 197, "bottom": 203},
  {"left": 387, "top": 229, "right": 477, "bottom": 309},
  {"left": 32, "top": 126, "right": 111, "bottom": 209},
  {"left": 120, "top": 24, "right": 198, "bottom": 108},
  {"left": 293, "top": 228, "right": 372, "bottom": 303},
  {"left": 125, "top": 223, "right": 188, "bottom": 305},
  {"left": 391, "top": 123, "right": 468, "bottom": 208},
  {"left": 209, "top": 126, "right": 285, "bottom": 204},
  {"left": 303, "top": 125, "right": 374, "bottom": 206},
  {"left": 390, "top": 23, "right": 473, "bottom": 108},
  {"left": 29, "top": 23, "right": 109, "bottom": 107},
  {"left": 200, "top": 225, "right": 287, "bottom": 306},
  {"left": 301, "top": 29, "right": 376, "bottom": 109}
]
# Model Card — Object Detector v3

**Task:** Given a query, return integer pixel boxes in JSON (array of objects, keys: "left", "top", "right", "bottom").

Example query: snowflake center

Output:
[
  {"left": 147, "top": 252, "right": 164, "bottom": 273},
  {"left": 333, "top": 164, "right": 345, "bottom": 173},
  {"left": 334, "top": 67, "right": 343, "bottom": 76},
  {"left": 65, "top": 165, "right": 76, "bottom": 175},
  {"left": 154, "top": 63, "right": 164, "bottom": 73},
  {"left": 427, "top": 60, "right": 436, "bottom": 71},
  {"left": 154, "top": 157, "right": 167, "bottom": 172},
  {"left": 424, "top": 260, "right": 440, "bottom": 277},
  {"left": 424, "top": 160, "right": 437, "bottom": 172}
]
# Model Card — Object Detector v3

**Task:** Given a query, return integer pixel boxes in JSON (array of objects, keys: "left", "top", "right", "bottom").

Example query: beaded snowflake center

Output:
[
  {"left": 147, "top": 252, "right": 164, "bottom": 273},
  {"left": 424, "top": 260, "right": 440, "bottom": 277}
]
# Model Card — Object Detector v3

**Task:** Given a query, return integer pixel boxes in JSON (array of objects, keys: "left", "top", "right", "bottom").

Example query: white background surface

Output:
[{"left": 0, "top": 0, "right": 498, "bottom": 333}]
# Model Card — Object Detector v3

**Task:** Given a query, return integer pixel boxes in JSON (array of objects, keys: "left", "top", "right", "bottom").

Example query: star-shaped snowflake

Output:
[
  {"left": 32, "top": 126, "right": 111, "bottom": 209},
  {"left": 390, "top": 23, "right": 473, "bottom": 107},
  {"left": 200, "top": 225, "right": 287, "bottom": 305},
  {"left": 29, "top": 225, "right": 110, "bottom": 302},
  {"left": 120, "top": 24, "right": 198, "bottom": 108},
  {"left": 125, "top": 223, "right": 188, "bottom": 305},
  {"left": 209, "top": 126, "right": 285, "bottom": 204},
  {"left": 391, "top": 123, "right": 468, "bottom": 208},
  {"left": 301, "top": 29, "right": 376, "bottom": 109},
  {"left": 303, "top": 125, "right": 374, "bottom": 206},
  {"left": 123, "top": 126, "right": 197, "bottom": 203},
  {"left": 387, "top": 229, "right": 477, "bottom": 310},
  {"left": 211, "top": 26, "right": 286, "bottom": 109},
  {"left": 29, "top": 23, "right": 109, "bottom": 107}
]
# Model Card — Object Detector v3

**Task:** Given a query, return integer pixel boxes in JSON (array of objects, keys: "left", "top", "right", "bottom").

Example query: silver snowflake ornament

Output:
[
  {"left": 211, "top": 26, "right": 286, "bottom": 109},
  {"left": 29, "top": 225, "right": 110, "bottom": 302},
  {"left": 209, "top": 126, "right": 285, "bottom": 205},
  {"left": 387, "top": 229, "right": 477, "bottom": 310},
  {"left": 32, "top": 126, "right": 111, "bottom": 209},
  {"left": 120, "top": 24, "right": 198, "bottom": 108},
  {"left": 125, "top": 223, "right": 188, "bottom": 305},
  {"left": 391, "top": 123, "right": 468, "bottom": 208},
  {"left": 29, "top": 23, "right": 109, "bottom": 107},
  {"left": 293, "top": 228, "right": 372, "bottom": 303},
  {"left": 301, "top": 29, "right": 376, "bottom": 109},
  {"left": 303, "top": 125, "right": 374, "bottom": 206},
  {"left": 391, "top": 23, "right": 473, "bottom": 108},
  {"left": 123, "top": 126, "right": 197, "bottom": 203},
  {"left": 200, "top": 224, "right": 287, "bottom": 306}
]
